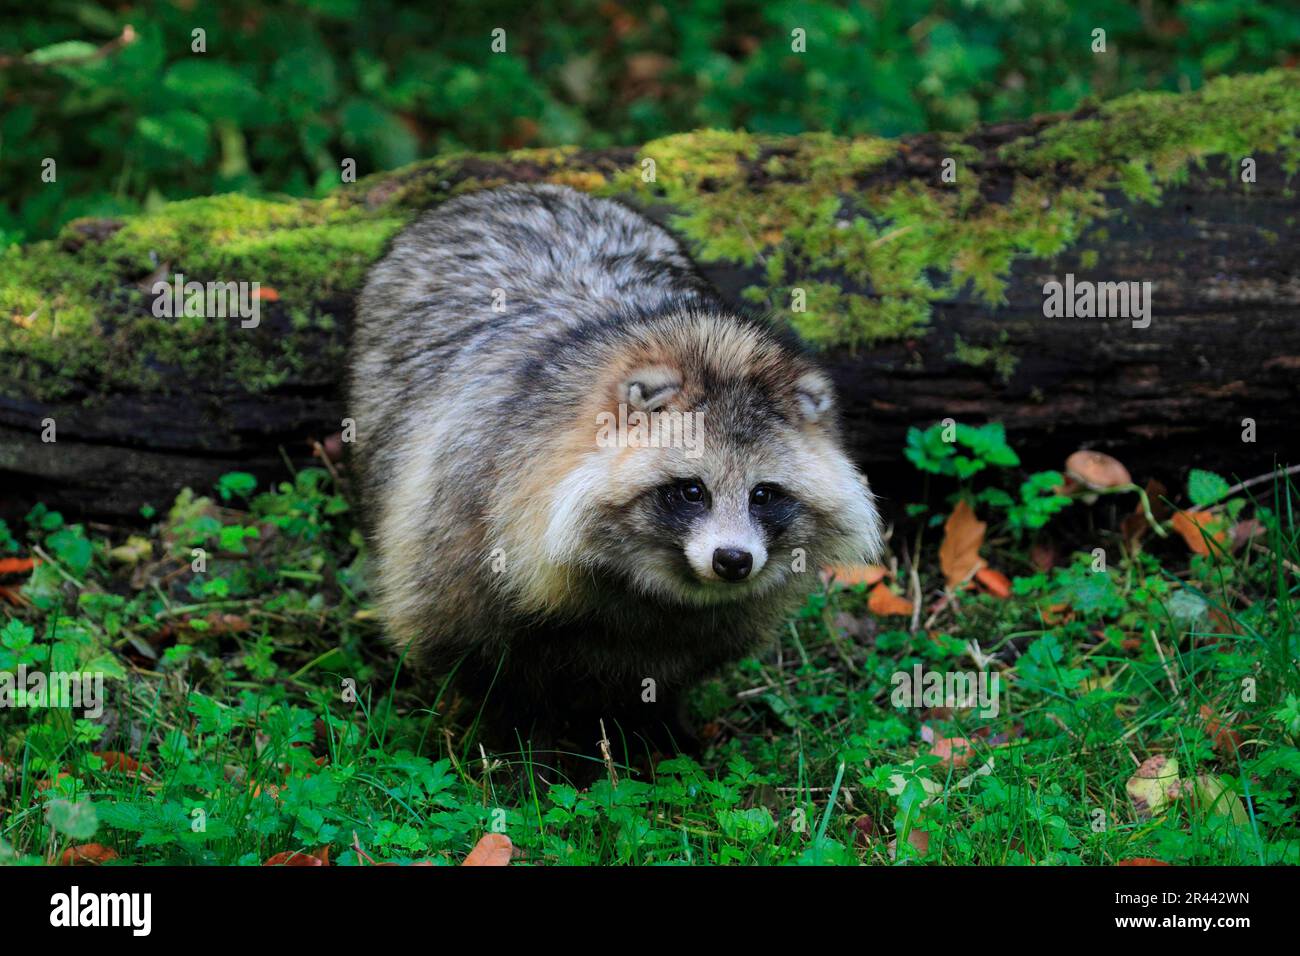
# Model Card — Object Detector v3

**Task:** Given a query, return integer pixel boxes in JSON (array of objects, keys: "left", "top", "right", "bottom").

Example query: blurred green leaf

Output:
[{"left": 136, "top": 110, "right": 211, "bottom": 162}]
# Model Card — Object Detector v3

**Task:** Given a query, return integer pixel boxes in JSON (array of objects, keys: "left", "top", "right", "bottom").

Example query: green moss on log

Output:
[
  {"left": 614, "top": 69, "right": 1300, "bottom": 348},
  {"left": 3, "top": 68, "right": 1297, "bottom": 402},
  {"left": 1, "top": 193, "right": 406, "bottom": 401}
]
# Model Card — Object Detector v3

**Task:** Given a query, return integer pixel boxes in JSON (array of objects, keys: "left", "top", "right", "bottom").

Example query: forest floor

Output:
[{"left": 1, "top": 423, "right": 1296, "bottom": 866}]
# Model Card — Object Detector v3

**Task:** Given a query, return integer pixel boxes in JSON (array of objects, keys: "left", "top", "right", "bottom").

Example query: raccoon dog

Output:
[{"left": 349, "top": 184, "right": 881, "bottom": 750}]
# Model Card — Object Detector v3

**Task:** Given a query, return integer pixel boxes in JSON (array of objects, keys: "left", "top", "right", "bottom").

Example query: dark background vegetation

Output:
[{"left": 2, "top": 0, "right": 1297, "bottom": 245}]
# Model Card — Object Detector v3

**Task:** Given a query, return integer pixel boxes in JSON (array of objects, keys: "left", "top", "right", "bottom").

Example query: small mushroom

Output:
[
  {"left": 1063, "top": 451, "right": 1167, "bottom": 537},
  {"left": 1065, "top": 450, "right": 1131, "bottom": 494}
]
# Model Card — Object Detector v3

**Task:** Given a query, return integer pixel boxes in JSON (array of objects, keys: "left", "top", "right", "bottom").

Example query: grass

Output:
[{"left": 1, "top": 431, "right": 1297, "bottom": 866}]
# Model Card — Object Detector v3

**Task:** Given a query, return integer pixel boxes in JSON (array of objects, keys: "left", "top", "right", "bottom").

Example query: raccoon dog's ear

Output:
[
  {"left": 794, "top": 371, "right": 835, "bottom": 423},
  {"left": 620, "top": 364, "right": 681, "bottom": 412}
]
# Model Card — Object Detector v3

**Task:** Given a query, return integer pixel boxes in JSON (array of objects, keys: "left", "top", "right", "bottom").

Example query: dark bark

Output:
[
  {"left": 816, "top": 153, "right": 1300, "bottom": 498},
  {"left": 2, "top": 131, "right": 1297, "bottom": 523}
]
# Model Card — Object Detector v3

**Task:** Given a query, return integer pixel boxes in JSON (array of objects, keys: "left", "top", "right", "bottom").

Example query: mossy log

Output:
[{"left": 3, "top": 70, "right": 1299, "bottom": 520}]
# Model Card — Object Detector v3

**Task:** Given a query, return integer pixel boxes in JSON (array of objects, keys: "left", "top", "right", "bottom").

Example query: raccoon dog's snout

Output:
[{"left": 711, "top": 548, "right": 753, "bottom": 582}]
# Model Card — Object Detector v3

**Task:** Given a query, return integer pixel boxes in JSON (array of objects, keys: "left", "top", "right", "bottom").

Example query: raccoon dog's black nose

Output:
[{"left": 712, "top": 548, "right": 753, "bottom": 582}]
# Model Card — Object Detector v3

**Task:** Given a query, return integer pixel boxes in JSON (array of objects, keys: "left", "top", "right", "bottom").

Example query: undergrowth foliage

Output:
[
  {"left": 1, "top": 425, "right": 1296, "bottom": 866},
  {"left": 4, "top": 0, "right": 1297, "bottom": 243}
]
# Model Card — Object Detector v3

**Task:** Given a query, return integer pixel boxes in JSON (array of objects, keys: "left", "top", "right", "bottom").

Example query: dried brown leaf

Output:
[{"left": 939, "top": 501, "right": 986, "bottom": 590}]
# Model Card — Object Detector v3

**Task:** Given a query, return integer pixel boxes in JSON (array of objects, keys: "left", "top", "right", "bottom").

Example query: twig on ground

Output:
[
  {"left": 1149, "top": 629, "right": 1180, "bottom": 699},
  {"left": 1188, "top": 463, "right": 1300, "bottom": 513},
  {"left": 1252, "top": 541, "right": 1300, "bottom": 576},
  {"left": 736, "top": 667, "right": 837, "bottom": 699},
  {"left": 310, "top": 438, "right": 342, "bottom": 484},
  {"left": 351, "top": 831, "right": 379, "bottom": 866},
  {"left": 909, "top": 563, "right": 922, "bottom": 634},
  {"left": 1045, "top": 712, "right": 1081, "bottom": 742},
  {"left": 598, "top": 719, "right": 618, "bottom": 789},
  {"left": 32, "top": 545, "right": 84, "bottom": 589}
]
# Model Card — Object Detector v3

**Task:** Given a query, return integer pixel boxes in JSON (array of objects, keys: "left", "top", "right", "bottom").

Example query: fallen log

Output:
[{"left": 2, "top": 69, "right": 1297, "bottom": 520}]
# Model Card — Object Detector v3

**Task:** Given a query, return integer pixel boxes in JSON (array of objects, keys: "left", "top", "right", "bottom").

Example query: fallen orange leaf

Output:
[
  {"left": 867, "top": 582, "right": 914, "bottom": 617},
  {"left": 92, "top": 751, "right": 153, "bottom": 778},
  {"left": 264, "top": 849, "right": 327, "bottom": 866},
  {"left": 1041, "top": 602, "right": 1074, "bottom": 626},
  {"left": 822, "top": 563, "right": 888, "bottom": 588},
  {"left": 939, "top": 501, "right": 986, "bottom": 590},
  {"left": 974, "top": 567, "right": 1011, "bottom": 599},
  {"left": 1116, "top": 858, "right": 1170, "bottom": 866},
  {"left": 0, "top": 557, "right": 36, "bottom": 575},
  {"left": 61, "top": 844, "right": 118, "bottom": 865},
  {"left": 462, "top": 833, "right": 513, "bottom": 866},
  {"left": 1198, "top": 705, "right": 1243, "bottom": 757},
  {"left": 889, "top": 828, "right": 930, "bottom": 860},
  {"left": 928, "top": 735, "right": 975, "bottom": 769},
  {"left": 1171, "top": 511, "right": 1227, "bottom": 555}
]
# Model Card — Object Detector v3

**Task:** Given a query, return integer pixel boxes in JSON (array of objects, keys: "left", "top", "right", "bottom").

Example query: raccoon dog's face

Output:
[{"left": 552, "top": 314, "right": 883, "bottom": 608}]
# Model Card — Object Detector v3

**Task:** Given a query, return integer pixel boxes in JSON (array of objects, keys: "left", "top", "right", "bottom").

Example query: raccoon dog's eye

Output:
[
  {"left": 679, "top": 480, "right": 707, "bottom": 504},
  {"left": 750, "top": 484, "right": 782, "bottom": 507}
]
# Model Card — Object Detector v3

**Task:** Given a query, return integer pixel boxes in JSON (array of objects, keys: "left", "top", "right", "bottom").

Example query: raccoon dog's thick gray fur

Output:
[{"left": 349, "top": 184, "right": 881, "bottom": 744}]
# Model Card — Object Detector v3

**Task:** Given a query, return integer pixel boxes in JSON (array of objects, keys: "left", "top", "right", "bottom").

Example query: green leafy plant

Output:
[
  {"left": 905, "top": 421, "right": 1019, "bottom": 479},
  {"left": 906, "top": 420, "right": 1072, "bottom": 535},
  {"left": 4, "top": 0, "right": 1297, "bottom": 243}
]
